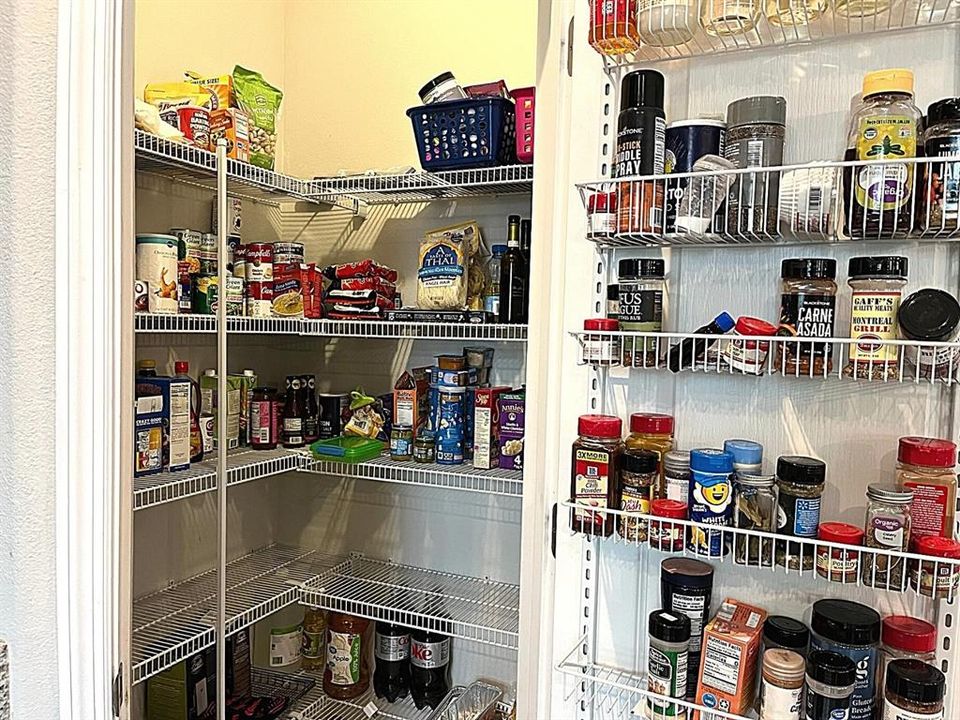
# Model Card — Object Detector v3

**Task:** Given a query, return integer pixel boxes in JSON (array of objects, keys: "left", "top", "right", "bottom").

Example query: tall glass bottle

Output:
[
  {"left": 282, "top": 375, "right": 305, "bottom": 448},
  {"left": 499, "top": 215, "right": 528, "bottom": 324}
]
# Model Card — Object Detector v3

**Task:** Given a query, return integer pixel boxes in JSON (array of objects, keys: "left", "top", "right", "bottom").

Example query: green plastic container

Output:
[{"left": 310, "top": 435, "right": 385, "bottom": 463}]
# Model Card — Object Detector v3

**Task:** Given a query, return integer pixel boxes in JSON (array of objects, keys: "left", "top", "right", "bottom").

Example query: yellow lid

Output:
[{"left": 863, "top": 68, "right": 914, "bottom": 97}]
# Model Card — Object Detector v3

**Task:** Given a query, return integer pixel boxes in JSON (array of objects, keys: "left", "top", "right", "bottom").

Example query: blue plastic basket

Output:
[{"left": 406, "top": 97, "right": 517, "bottom": 171}]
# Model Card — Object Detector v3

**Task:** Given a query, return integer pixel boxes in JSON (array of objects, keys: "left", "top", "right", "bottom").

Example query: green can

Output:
[{"left": 192, "top": 274, "right": 218, "bottom": 314}]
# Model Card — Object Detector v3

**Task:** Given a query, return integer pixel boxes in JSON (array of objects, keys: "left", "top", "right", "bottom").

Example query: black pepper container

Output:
[
  {"left": 616, "top": 70, "right": 666, "bottom": 236},
  {"left": 923, "top": 98, "right": 960, "bottom": 229},
  {"left": 763, "top": 615, "right": 810, "bottom": 656},
  {"left": 660, "top": 557, "right": 714, "bottom": 700},
  {"left": 883, "top": 659, "right": 945, "bottom": 719},
  {"left": 775, "top": 455, "right": 826, "bottom": 569},
  {"left": 805, "top": 650, "right": 856, "bottom": 720}
]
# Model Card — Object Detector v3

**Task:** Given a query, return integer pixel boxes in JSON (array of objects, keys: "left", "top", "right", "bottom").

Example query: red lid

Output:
[
  {"left": 651, "top": 499, "right": 687, "bottom": 519},
  {"left": 734, "top": 316, "right": 778, "bottom": 336},
  {"left": 584, "top": 318, "right": 619, "bottom": 331},
  {"left": 630, "top": 412, "right": 674, "bottom": 435},
  {"left": 916, "top": 535, "right": 960, "bottom": 559},
  {"left": 818, "top": 522, "right": 864, "bottom": 545},
  {"left": 898, "top": 436, "right": 957, "bottom": 468},
  {"left": 578, "top": 414, "right": 622, "bottom": 438},
  {"left": 882, "top": 615, "right": 937, "bottom": 654},
  {"left": 174, "top": 361, "right": 189, "bottom": 374},
  {"left": 588, "top": 191, "right": 617, "bottom": 212}
]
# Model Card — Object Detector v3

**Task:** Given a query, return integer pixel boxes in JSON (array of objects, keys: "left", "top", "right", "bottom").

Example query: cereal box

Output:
[
  {"left": 497, "top": 390, "right": 525, "bottom": 471},
  {"left": 696, "top": 598, "right": 767, "bottom": 717}
]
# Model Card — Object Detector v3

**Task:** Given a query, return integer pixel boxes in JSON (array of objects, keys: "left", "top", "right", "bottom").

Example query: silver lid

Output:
[
  {"left": 727, "top": 95, "right": 787, "bottom": 127},
  {"left": 664, "top": 450, "right": 691, "bottom": 472},
  {"left": 736, "top": 473, "right": 776, "bottom": 488},
  {"left": 866, "top": 483, "right": 915, "bottom": 504}
]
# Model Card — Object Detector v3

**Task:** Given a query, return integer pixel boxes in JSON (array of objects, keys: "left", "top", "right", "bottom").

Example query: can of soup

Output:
[
  {"left": 224, "top": 276, "right": 245, "bottom": 316},
  {"left": 170, "top": 228, "right": 203, "bottom": 270},
  {"left": 273, "top": 242, "right": 305, "bottom": 265},
  {"left": 246, "top": 281, "right": 274, "bottom": 317},
  {"left": 232, "top": 245, "right": 247, "bottom": 279},
  {"left": 245, "top": 243, "right": 274, "bottom": 283},
  {"left": 198, "top": 233, "right": 218, "bottom": 275},
  {"left": 135, "top": 234, "right": 179, "bottom": 314}
]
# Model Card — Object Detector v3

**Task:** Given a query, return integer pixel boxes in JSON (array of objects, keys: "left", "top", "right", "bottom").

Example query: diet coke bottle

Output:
[
  {"left": 373, "top": 621, "right": 410, "bottom": 703},
  {"left": 409, "top": 628, "right": 450, "bottom": 709}
]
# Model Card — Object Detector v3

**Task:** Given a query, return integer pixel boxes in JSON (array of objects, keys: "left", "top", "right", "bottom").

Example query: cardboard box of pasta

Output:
[
  {"left": 139, "top": 376, "right": 192, "bottom": 472},
  {"left": 695, "top": 598, "right": 767, "bottom": 718}
]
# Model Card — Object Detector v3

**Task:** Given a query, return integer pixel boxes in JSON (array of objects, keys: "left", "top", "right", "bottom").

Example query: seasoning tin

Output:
[
  {"left": 135, "top": 234, "right": 179, "bottom": 314},
  {"left": 650, "top": 499, "right": 688, "bottom": 552},
  {"left": 246, "top": 281, "right": 274, "bottom": 318},
  {"left": 198, "top": 232, "right": 218, "bottom": 275},
  {"left": 317, "top": 393, "right": 349, "bottom": 440},
  {"left": 245, "top": 242, "right": 274, "bottom": 283},
  {"left": 721, "top": 316, "right": 778, "bottom": 375},
  {"left": 663, "top": 450, "right": 691, "bottom": 504},
  {"left": 846, "top": 256, "right": 909, "bottom": 369},
  {"left": 192, "top": 275, "right": 218, "bottom": 314},
  {"left": 687, "top": 448, "right": 734, "bottom": 557},
  {"left": 924, "top": 98, "right": 960, "bottom": 228},
  {"left": 390, "top": 424, "right": 414, "bottom": 461},
  {"left": 273, "top": 242, "right": 305, "bottom": 265},
  {"left": 777, "top": 258, "right": 838, "bottom": 375},
  {"left": 571, "top": 415, "right": 624, "bottom": 537},
  {"left": 436, "top": 387, "right": 466, "bottom": 465},
  {"left": 763, "top": 615, "right": 810, "bottom": 655},
  {"left": 414, "top": 433, "right": 436, "bottom": 463},
  {"left": 665, "top": 119, "right": 726, "bottom": 232},
  {"left": 816, "top": 522, "right": 864, "bottom": 584},
  {"left": 224, "top": 276, "right": 244, "bottom": 316},
  {"left": 583, "top": 318, "right": 620, "bottom": 365},
  {"left": 733, "top": 473, "right": 777, "bottom": 566},
  {"left": 910, "top": 535, "right": 960, "bottom": 598}
]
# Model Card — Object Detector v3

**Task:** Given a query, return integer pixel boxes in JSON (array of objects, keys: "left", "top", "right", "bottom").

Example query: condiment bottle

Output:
[
  {"left": 759, "top": 648, "right": 805, "bottom": 720},
  {"left": 844, "top": 256, "right": 909, "bottom": 380},
  {"left": 734, "top": 473, "right": 778, "bottom": 566},
  {"left": 721, "top": 316, "right": 778, "bottom": 375},
  {"left": 660, "top": 557, "right": 713, "bottom": 701},
  {"left": 647, "top": 609, "right": 691, "bottom": 718},
  {"left": 301, "top": 606, "right": 326, "bottom": 672},
  {"left": 588, "top": 0, "right": 640, "bottom": 56},
  {"left": 324, "top": 612, "right": 371, "bottom": 699},
  {"left": 815, "top": 522, "right": 863, "bottom": 584},
  {"left": 499, "top": 215, "right": 528, "bottom": 324},
  {"left": 763, "top": 615, "right": 810, "bottom": 656},
  {"left": 898, "top": 289, "right": 960, "bottom": 380},
  {"left": 626, "top": 412, "right": 674, "bottom": 496},
  {"left": 923, "top": 97, "right": 960, "bottom": 230},
  {"left": 843, "top": 69, "right": 921, "bottom": 238},
  {"left": 571, "top": 414, "right": 624, "bottom": 537},
  {"left": 775, "top": 456, "right": 825, "bottom": 570},
  {"left": 618, "top": 258, "right": 666, "bottom": 367},
  {"left": 896, "top": 436, "right": 957, "bottom": 544},
  {"left": 911, "top": 535, "right": 960, "bottom": 599},
  {"left": 804, "top": 650, "right": 856, "bottom": 720},
  {"left": 879, "top": 616, "right": 937, "bottom": 689},
  {"left": 282, "top": 375, "right": 306, "bottom": 448},
  {"left": 687, "top": 448, "right": 734, "bottom": 557},
  {"left": 250, "top": 386, "right": 278, "bottom": 450},
  {"left": 616, "top": 71, "right": 666, "bottom": 236},
  {"left": 667, "top": 312, "right": 736, "bottom": 372},
  {"left": 302, "top": 374, "right": 319, "bottom": 444},
  {"left": 776, "top": 259, "right": 838, "bottom": 377},
  {"left": 618, "top": 449, "right": 658, "bottom": 542},
  {"left": 650, "top": 499, "right": 688, "bottom": 552},
  {"left": 663, "top": 450, "right": 691, "bottom": 504},
  {"left": 882, "top": 660, "right": 945, "bottom": 720},
  {"left": 862, "top": 483, "right": 914, "bottom": 590}
]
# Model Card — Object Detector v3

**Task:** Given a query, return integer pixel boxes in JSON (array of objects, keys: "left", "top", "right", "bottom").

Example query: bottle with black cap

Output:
[
  {"left": 845, "top": 256, "right": 909, "bottom": 379},
  {"left": 776, "top": 258, "right": 838, "bottom": 376},
  {"left": 615, "top": 70, "right": 666, "bottom": 235},
  {"left": 923, "top": 97, "right": 960, "bottom": 227},
  {"left": 417, "top": 72, "right": 467, "bottom": 105},
  {"left": 661, "top": 558, "right": 714, "bottom": 701},
  {"left": 618, "top": 257, "right": 666, "bottom": 367},
  {"left": 898, "top": 288, "right": 960, "bottom": 379},
  {"left": 805, "top": 650, "right": 856, "bottom": 720},
  {"left": 883, "top": 659, "right": 945, "bottom": 719},
  {"left": 647, "top": 610, "right": 691, "bottom": 719},
  {"left": 763, "top": 615, "right": 810, "bottom": 656},
  {"left": 499, "top": 214, "right": 528, "bottom": 324}
]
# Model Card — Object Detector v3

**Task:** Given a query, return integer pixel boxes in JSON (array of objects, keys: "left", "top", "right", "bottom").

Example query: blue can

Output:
[
  {"left": 435, "top": 386, "right": 466, "bottom": 465},
  {"left": 688, "top": 448, "right": 734, "bottom": 557},
  {"left": 665, "top": 119, "right": 726, "bottom": 232}
]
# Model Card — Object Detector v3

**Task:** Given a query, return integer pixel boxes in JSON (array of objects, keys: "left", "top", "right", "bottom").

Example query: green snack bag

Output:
[{"left": 232, "top": 65, "right": 283, "bottom": 170}]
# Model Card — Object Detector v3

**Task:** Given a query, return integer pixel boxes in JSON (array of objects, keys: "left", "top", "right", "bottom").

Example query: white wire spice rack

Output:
[
  {"left": 586, "top": 0, "right": 960, "bottom": 63},
  {"left": 571, "top": 330, "right": 960, "bottom": 384},
  {"left": 299, "top": 557, "right": 521, "bottom": 650},
  {"left": 578, "top": 157, "right": 960, "bottom": 247}
]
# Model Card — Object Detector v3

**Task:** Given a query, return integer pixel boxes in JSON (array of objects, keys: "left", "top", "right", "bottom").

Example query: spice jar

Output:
[
  {"left": 618, "top": 259, "right": 666, "bottom": 367},
  {"left": 883, "top": 660, "right": 945, "bottom": 720},
  {"left": 721, "top": 316, "right": 778, "bottom": 375},
  {"left": 647, "top": 610, "right": 691, "bottom": 719},
  {"left": 571, "top": 414, "right": 624, "bottom": 537},
  {"left": 663, "top": 450, "right": 691, "bottom": 504},
  {"left": 724, "top": 438, "right": 763, "bottom": 476},
  {"left": 650, "top": 498, "right": 688, "bottom": 552},
  {"left": 607, "top": 284, "right": 620, "bottom": 320},
  {"left": 763, "top": 615, "right": 809, "bottom": 656},
  {"left": 627, "top": 412, "right": 674, "bottom": 496},
  {"left": 815, "top": 522, "right": 863, "bottom": 584},
  {"left": 390, "top": 424, "right": 414, "bottom": 461},
  {"left": 660, "top": 557, "right": 713, "bottom": 701},
  {"left": 583, "top": 318, "right": 620, "bottom": 366},
  {"left": 897, "top": 436, "right": 957, "bottom": 543},
  {"left": 413, "top": 432, "right": 435, "bottom": 464},
  {"left": 587, "top": 191, "right": 618, "bottom": 240},
  {"left": 898, "top": 288, "right": 960, "bottom": 380},
  {"left": 776, "top": 259, "right": 838, "bottom": 376},
  {"left": 862, "top": 483, "right": 914, "bottom": 591},
  {"left": 618, "top": 449, "right": 659, "bottom": 542},
  {"left": 923, "top": 97, "right": 960, "bottom": 230},
  {"left": 734, "top": 473, "right": 778, "bottom": 566},
  {"left": 844, "top": 256, "right": 909, "bottom": 380},
  {"left": 688, "top": 448, "right": 734, "bottom": 558},
  {"left": 775, "top": 456, "right": 826, "bottom": 570},
  {"left": 588, "top": 0, "right": 641, "bottom": 55},
  {"left": 616, "top": 71, "right": 666, "bottom": 236},
  {"left": 724, "top": 96, "right": 787, "bottom": 236},
  {"left": 700, "top": 0, "right": 762, "bottom": 36},
  {"left": 759, "top": 648, "right": 805, "bottom": 720},
  {"left": 880, "top": 616, "right": 937, "bottom": 689},
  {"left": 911, "top": 535, "right": 960, "bottom": 599},
  {"left": 804, "top": 650, "right": 856, "bottom": 720}
]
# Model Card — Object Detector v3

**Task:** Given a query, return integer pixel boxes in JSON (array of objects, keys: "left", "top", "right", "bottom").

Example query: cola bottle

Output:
[
  {"left": 373, "top": 621, "right": 410, "bottom": 702},
  {"left": 409, "top": 628, "right": 450, "bottom": 709}
]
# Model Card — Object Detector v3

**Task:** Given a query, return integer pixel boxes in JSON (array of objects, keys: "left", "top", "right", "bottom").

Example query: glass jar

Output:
[
  {"left": 619, "top": 449, "right": 659, "bottom": 542},
  {"left": 700, "top": 0, "right": 762, "bottom": 35},
  {"left": 650, "top": 498, "right": 688, "bottom": 552},
  {"left": 844, "top": 256, "right": 909, "bottom": 380},
  {"left": 816, "top": 522, "right": 863, "bottom": 584},
  {"left": 898, "top": 289, "right": 960, "bottom": 380},
  {"left": 775, "top": 456, "right": 825, "bottom": 569},
  {"left": 637, "top": 0, "right": 696, "bottom": 47},
  {"left": 776, "top": 258, "right": 838, "bottom": 376},
  {"left": 805, "top": 650, "right": 856, "bottom": 720},
  {"left": 589, "top": 0, "right": 641, "bottom": 56},
  {"left": 724, "top": 438, "right": 763, "bottom": 476},
  {"left": 583, "top": 318, "right": 620, "bottom": 366},
  {"left": 607, "top": 283, "right": 620, "bottom": 320},
  {"left": 588, "top": 191, "right": 618, "bottom": 240},
  {"left": 897, "top": 436, "right": 957, "bottom": 544},
  {"left": 390, "top": 424, "right": 414, "bottom": 461},
  {"left": 627, "top": 413, "right": 674, "bottom": 497},
  {"left": 413, "top": 432, "right": 435, "bottom": 464},
  {"left": 721, "top": 316, "right": 778, "bottom": 375},
  {"left": 301, "top": 606, "right": 326, "bottom": 672},
  {"left": 910, "top": 536, "right": 960, "bottom": 599},
  {"left": 923, "top": 97, "right": 960, "bottom": 231},
  {"left": 724, "top": 96, "right": 787, "bottom": 237},
  {"left": 880, "top": 616, "right": 937, "bottom": 691},
  {"left": 882, "top": 660, "right": 945, "bottom": 720},
  {"left": 417, "top": 71, "right": 468, "bottom": 105},
  {"left": 571, "top": 415, "right": 624, "bottom": 537},
  {"left": 763, "top": 615, "right": 809, "bottom": 655},
  {"left": 734, "top": 473, "right": 777, "bottom": 566},
  {"left": 862, "top": 483, "right": 914, "bottom": 591},
  {"left": 759, "top": 648, "right": 805, "bottom": 720},
  {"left": 834, "top": 0, "right": 891, "bottom": 19},
  {"left": 764, "top": 0, "right": 827, "bottom": 25},
  {"left": 663, "top": 450, "right": 691, "bottom": 504},
  {"left": 618, "top": 259, "right": 666, "bottom": 367}
]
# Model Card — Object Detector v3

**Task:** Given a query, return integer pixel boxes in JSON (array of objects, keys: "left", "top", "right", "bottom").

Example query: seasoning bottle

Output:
[
  {"left": 588, "top": 0, "right": 640, "bottom": 56},
  {"left": 775, "top": 456, "right": 825, "bottom": 570},
  {"left": 663, "top": 450, "right": 691, "bottom": 504},
  {"left": 897, "top": 436, "right": 957, "bottom": 544},
  {"left": 880, "top": 616, "right": 937, "bottom": 689},
  {"left": 844, "top": 256, "right": 909, "bottom": 380},
  {"left": 923, "top": 98, "right": 960, "bottom": 230},
  {"left": 804, "top": 650, "right": 856, "bottom": 720},
  {"left": 626, "top": 412, "right": 674, "bottom": 496},
  {"left": 687, "top": 448, "right": 734, "bottom": 558},
  {"left": 759, "top": 648, "right": 805, "bottom": 720},
  {"left": 667, "top": 312, "right": 736, "bottom": 372},
  {"left": 810, "top": 599, "right": 881, "bottom": 720},
  {"left": 647, "top": 610, "right": 691, "bottom": 719},
  {"left": 883, "top": 660, "right": 945, "bottom": 720},
  {"left": 911, "top": 535, "right": 960, "bottom": 599},
  {"left": 724, "top": 438, "right": 763, "bottom": 476},
  {"left": 616, "top": 71, "right": 666, "bottom": 236},
  {"left": 700, "top": 0, "right": 762, "bottom": 36},
  {"left": 734, "top": 473, "right": 778, "bottom": 566},
  {"left": 721, "top": 316, "right": 778, "bottom": 375},
  {"left": 650, "top": 498, "right": 688, "bottom": 552},
  {"left": 763, "top": 615, "right": 810, "bottom": 656},
  {"left": 724, "top": 96, "right": 787, "bottom": 237},
  {"left": 607, "top": 283, "right": 620, "bottom": 321},
  {"left": 661, "top": 557, "right": 713, "bottom": 701},
  {"left": 776, "top": 259, "right": 838, "bottom": 376},
  {"left": 815, "top": 522, "right": 863, "bottom": 584},
  {"left": 571, "top": 414, "right": 624, "bottom": 537},
  {"left": 618, "top": 449, "right": 658, "bottom": 542},
  {"left": 282, "top": 375, "right": 306, "bottom": 448},
  {"left": 862, "top": 483, "right": 914, "bottom": 590},
  {"left": 588, "top": 191, "right": 618, "bottom": 240},
  {"left": 898, "top": 288, "right": 960, "bottom": 380},
  {"left": 583, "top": 318, "right": 620, "bottom": 366},
  {"left": 636, "top": 0, "right": 696, "bottom": 47},
  {"left": 843, "top": 69, "right": 921, "bottom": 239},
  {"left": 618, "top": 258, "right": 666, "bottom": 367}
]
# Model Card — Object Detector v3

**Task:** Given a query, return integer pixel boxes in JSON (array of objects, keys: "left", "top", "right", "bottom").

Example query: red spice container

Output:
[
  {"left": 650, "top": 499, "right": 688, "bottom": 551},
  {"left": 815, "top": 522, "right": 864, "bottom": 584},
  {"left": 587, "top": 191, "right": 618, "bottom": 240},
  {"left": 571, "top": 414, "right": 624, "bottom": 537},
  {"left": 911, "top": 536, "right": 960, "bottom": 598},
  {"left": 880, "top": 616, "right": 937, "bottom": 685},
  {"left": 897, "top": 436, "right": 957, "bottom": 545}
]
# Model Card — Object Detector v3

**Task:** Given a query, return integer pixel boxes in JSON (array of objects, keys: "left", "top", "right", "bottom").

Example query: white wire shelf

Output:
[
  {"left": 301, "top": 454, "right": 524, "bottom": 497},
  {"left": 572, "top": 330, "right": 960, "bottom": 385},
  {"left": 579, "top": 157, "right": 960, "bottom": 246},
  {"left": 300, "top": 557, "right": 521, "bottom": 650},
  {"left": 587, "top": 0, "right": 960, "bottom": 63},
  {"left": 135, "top": 314, "right": 529, "bottom": 341},
  {"left": 312, "top": 166, "right": 534, "bottom": 204},
  {"left": 251, "top": 668, "right": 317, "bottom": 709},
  {"left": 559, "top": 500, "right": 960, "bottom": 600},
  {"left": 133, "top": 447, "right": 301, "bottom": 511},
  {"left": 131, "top": 544, "right": 347, "bottom": 685}
]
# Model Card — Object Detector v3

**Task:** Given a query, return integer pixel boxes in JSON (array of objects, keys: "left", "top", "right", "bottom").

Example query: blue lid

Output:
[
  {"left": 714, "top": 312, "right": 735, "bottom": 333},
  {"left": 690, "top": 448, "right": 734, "bottom": 473},
  {"left": 723, "top": 439, "right": 763, "bottom": 465},
  {"left": 492, "top": 244, "right": 508, "bottom": 255}
]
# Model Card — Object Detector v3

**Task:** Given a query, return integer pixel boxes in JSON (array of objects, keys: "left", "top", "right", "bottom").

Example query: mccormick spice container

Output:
[
  {"left": 571, "top": 414, "right": 624, "bottom": 537},
  {"left": 804, "top": 650, "right": 856, "bottom": 720},
  {"left": 759, "top": 648, "right": 805, "bottom": 720},
  {"left": 882, "top": 660, "right": 945, "bottom": 720},
  {"left": 661, "top": 557, "right": 713, "bottom": 701},
  {"left": 647, "top": 610, "right": 691, "bottom": 719},
  {"left": 582, "top": 318, "right": 620, "bottom": 366},
  {"left": 862, "top": 483, "right": 914, "bottom": 590},
  {"left": 663, "top": 450, "right": 691, "bottom": 504},
  {"left": 626, "top": 412, "right": 674, "bottom": 496},
  {"left": 616, "top": 70, "right": 666, "bottom": 236},
  {"left": 880, "top": 616, "right": 937, "bottom": 688},
  {"left": 618, "top": 449, "right": 658, "bottom": 542},
  {"left": 844, "top": 256, "right": 909, "bottom": 379},
  {"left": 587, "top": 191, "right": 618, "bottom": 240},
  {"left": 911, "top": 535, "right": 960, "bottom": 598},
  {"left": 775, "top": 456, "right": 825, "bottom": 570},
  {"left": 776, "top": 259, "right": 838, "bottom": 376},
  {"left": 721, "top": 316, "right": 778, "bottom": 375},
  {"left": 734, "top": 473, "right": 777, "bottom": 566},
  {"left": 618, "top": 259, "right": 666, "bottom": 366},
  {"left": 650, "top": 499, "right": 687, "bottom": 552},
  {"left": 687, "top": 448, "right": 734, "bottom": 557},
  {"left": 898, "top": 288, "right": 960, "bottom": 379},
  {"left": 815, "top": 522, "right": 863, "bottom": 584},
  {"left": 763, "top": 615, "right": 809, "bottom": 656},
  {"left": 896, "top": 436, "right": 957, "bottom": 543},
  {"left": 923, "top": 97, "right": 960, "bottom": 229}
]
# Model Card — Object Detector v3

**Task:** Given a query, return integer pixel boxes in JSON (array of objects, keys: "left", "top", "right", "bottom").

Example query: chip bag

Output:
[{"left": 233, "top": 66, "right": 283, "bottom": 170}]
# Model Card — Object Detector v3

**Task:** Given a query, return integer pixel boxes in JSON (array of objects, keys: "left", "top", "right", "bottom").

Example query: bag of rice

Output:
[{"left": 418, "top": 222, "right": 481, "bottom": 310}]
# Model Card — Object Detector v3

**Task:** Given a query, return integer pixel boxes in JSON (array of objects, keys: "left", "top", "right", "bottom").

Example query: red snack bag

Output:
[{"left": 322, "top": 259, "right": 398, "bottom": 283}]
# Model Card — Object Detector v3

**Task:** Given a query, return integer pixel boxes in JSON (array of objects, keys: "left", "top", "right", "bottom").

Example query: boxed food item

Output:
[
  {"left": 497, "top": 390, "right": 525, "bottom": 471},
  {"left": 696, "top": 598, "right": 767, "bottom": 717},
  {"left": 144, "top": 81, "right": 214, "bottom": 111},
  {"left": 473, "top": 386, "right": 511, "bottom": 470},
  {"left": 146, "top": 649, "right": 213, "bottom": 720},
  {"left": 184, "top": 71, "right": 233, "bottom": 109},
  {"left": 394, "top": 368, "right": 430, "bottom": 430},
  {"left": 209, "top": 108, "right": 250, "bottom": 162},
  {"left": 137, "top": 376, "right": 191, "bottom": 472},
  {"left": 226, "top": 628, "right": 251, "bottom": 700},
  {"left": 272, "top": 263, "right": 304, "bottom": 318},
  {"left": 134, "top": 392, "right": 164, "bottom": 477},
  {"left": 233, "top": 66, "right": 283, "bottom": 170},
  {"left": 430, "top": 366, "right": 479, "bottom": 387},
  {"left": 200, "top": 371, "right": 242, "bottom": 449}
]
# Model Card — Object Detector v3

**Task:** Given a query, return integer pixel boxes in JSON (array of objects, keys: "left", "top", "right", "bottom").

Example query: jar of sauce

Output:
[
  {"left": 571, "top": 414, "right": 624, "bottom": 536},
  {"left": 896, "top": 436, "right": 957, "bottom": 545},
  {"left": 882, "top": 660, "right": 945, "bottom": 720},
  {"left": 626, "top": 412, "right": 674, "bottom": 497},
  {"left": 324, "top": 612, "right": 370, "bottom": 699}
]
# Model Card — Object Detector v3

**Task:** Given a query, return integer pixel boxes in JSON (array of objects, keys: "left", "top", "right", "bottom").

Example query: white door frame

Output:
[{"left": 55, "top": 0, "right": 133, "bottom": 717}]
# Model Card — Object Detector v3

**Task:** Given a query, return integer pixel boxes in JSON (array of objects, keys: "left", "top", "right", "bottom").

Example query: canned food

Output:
[
  {"left": 246, "top": 281, "right": 274, "bottom": 317},
  {"left": 225, "top": 276, "right": 244, "bottom": 316},
  {"left": 169, "top": 228, "right": 203, "bottom": 272},
  {"left": 135, "top": 234, "right": 179, "bottom": 314},
  {"left": 161, "top": 105, "right": 210, "bottom": 150},
  {"left": 198, "top": 233, "right": 218, "bottom": 275},
  {"left": 232, "top": 245, "right": 246, "bottom": 279},
  {"left": 317, "top": 393, "right": 350, "bottom": 439},
  {"left": 245, "top": 243, "right": 274, "bottom": 283},
  {"left": 134, "top": 280, "right": 148, "bottom": 313},
  {"left": 178, "top": 261, "right": 193, "bottom": 314},
  {"left": 227, "top": 234, "right": 241, "bottom": 275},
  {"left": 193, "top": 275, "right": 218, "bottom": 315},
  {"left": 273, "top": 242, "right": 305, "bottom": 264}
]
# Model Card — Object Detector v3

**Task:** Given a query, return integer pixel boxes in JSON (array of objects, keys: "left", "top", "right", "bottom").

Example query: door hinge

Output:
[
  {"left": 112, "top": 664, "right": 123, "bottom": 716},
  {"left": 551, "top": 502, "right": 558, "bottom": 558}
]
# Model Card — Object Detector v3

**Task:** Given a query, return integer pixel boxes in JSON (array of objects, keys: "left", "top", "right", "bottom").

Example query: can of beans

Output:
[
  {"left": 224, "top": 276, "right": 245, "bottom": 316},
  {"left": 317, "top": 393, "right": 350, "bottom": 439},
  {"left": 665, "top": 119, "right": 727, "bottom": 231},
  {"left": 245, "top": 243, "right": 274, "bottom": 283},
  {"left": 232, "top": 245, "right": 246, "bottom": 279},
  {"left": 198, "top": 233, "right": 218, "bottom": 275},
  {"left": 193, "top": 275, "right": 218, "bottom": 315},
  {"left": 135, "top": 234, "right": 179, "bottom": 314},
  {"left": 246, "top": 281, "right": 274, "bottom": 317},
  {"left": 273, "top": 242, "right": 305, "bottom": 265}
]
